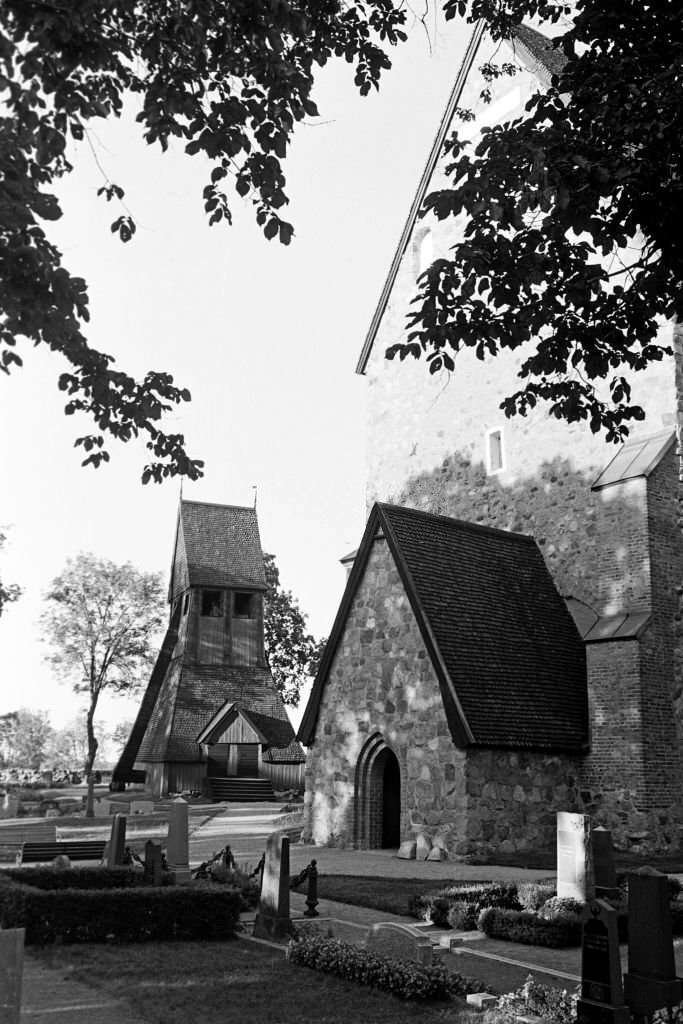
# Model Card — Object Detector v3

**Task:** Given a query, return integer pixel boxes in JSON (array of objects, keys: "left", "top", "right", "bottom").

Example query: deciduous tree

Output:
[
  {"left": 0, "top": 531, "right": 21, "bottom": 617},
  {"left": 0, "top": 708, "right": 54, "bottom": 770},
  {"left": 392, "top": 0, "right": 682, "bottom": 438},
  {"left": 41, "top": 553, "right": 165, "bottom": 813},
  {"left": 264, "top": 553, "right": 325, "bottom": 707},
  {"left": 0, "top": 1, "right": 407, "bottom": 480}
]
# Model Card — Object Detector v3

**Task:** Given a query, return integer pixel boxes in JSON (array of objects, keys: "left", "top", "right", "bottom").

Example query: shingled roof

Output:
[
  {"left": 356, "top": 22, "right": 566, "bottom": 376},
  {"left": 170, "top": 500, "right": 266, "bottom": 601},
  {"left": 299, "top": 503, "right": 588, "bottom": 752}
]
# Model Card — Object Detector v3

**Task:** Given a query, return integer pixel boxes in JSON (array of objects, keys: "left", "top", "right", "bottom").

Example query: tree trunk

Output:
[{"left": 84, "top": 703, "right": 99, "bottom": 818}]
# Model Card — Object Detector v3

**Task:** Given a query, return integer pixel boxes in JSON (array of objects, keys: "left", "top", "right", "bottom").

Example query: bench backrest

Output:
[
  {"left": 0, "top": 822, "right": 57, "bottom": 844},
  {"left": 20, "top": 840, "right": 106, "bottom": 863}
]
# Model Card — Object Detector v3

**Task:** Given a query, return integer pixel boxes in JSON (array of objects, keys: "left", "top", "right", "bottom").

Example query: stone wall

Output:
[{"left": 304, "top": 534, "right": 581, "bottom": 859}]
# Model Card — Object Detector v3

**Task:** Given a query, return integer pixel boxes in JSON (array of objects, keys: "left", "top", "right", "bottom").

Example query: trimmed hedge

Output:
[
  {"left": 287, "top": 933, "right": 485, "bottom": 1001},
  {"left": 0, "top": 875, "right": 241, "bottom": 945},
  {"left": 478, "top": 907, "right": 582, "bottom": 947},
  {"left": 3, "top": 866, "right": 173, "bottom": 889}
]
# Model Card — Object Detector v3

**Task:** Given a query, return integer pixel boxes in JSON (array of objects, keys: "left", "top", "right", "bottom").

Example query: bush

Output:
[
  {"left": 477, "top": 907, "right": 582, "bottom": 947},
  {"left": 516, "top": 881, "right": 556, "bottom": 912},
  {"left": 287, "top": 933, "right": 484, "bottom": 1001},
  {"left": 5, "top": 866, "right": 174, "bottom": 890},
  {"left": 0, "top": 875, "right": 241, "bottom": 945},
  {"left": 209, "top": 866, "right": 260, "bottom": 909},
  {"left": 447, "top": 900, "right": 480, "bottom": 931},
  {"left": 537, "top": 895, "right": 583, "bottom": 920},
  {"left": 488, "top": 975, "right": 579, "bottom": 1024},
  {"left": 412, "top": 882, "right": 520, "bottom": 928}
]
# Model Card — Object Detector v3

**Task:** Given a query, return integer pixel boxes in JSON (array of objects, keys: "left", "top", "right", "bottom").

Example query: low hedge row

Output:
[
  {"left": 4, "top": 866, "right": 174, "bottom": 889},
  {"left": 287, "top": 933, "right": 484, "bottom": 1001},
  {"left": 411, "top": 882, "right": 520, "bottom": 928},
  {"left": 0, "top": 877, "right": 241, "bottom": 945},
  {"left": 478, "top": 907, "right": 582, "bottom": 947}
]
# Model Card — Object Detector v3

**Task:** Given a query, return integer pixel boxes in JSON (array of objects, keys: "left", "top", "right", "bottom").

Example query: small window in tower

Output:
[
  {"left": 234, "top": 592, "right": 254, "bottom": 618},
  {"left": 201, "top": 590, "right": 222, "bottom": 617},
  {"left": 486, "top": 428, "right": 505, "bottom": 474},
  {"left": 183, "top": 593, "right": 189, "bottom": 616}
]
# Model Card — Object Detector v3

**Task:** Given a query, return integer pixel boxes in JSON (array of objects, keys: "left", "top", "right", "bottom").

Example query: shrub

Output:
[
  {"left": 287, "top": 933, "right": 480, "bottom": 1001},
  {"left": 516, "top": 881, "right": 556, "bottom": 912},
  {"left": 488, "top": 975, "right": 579, "bottom": 1024},
  {"left": 5, "top": 866, "right": 173, "bottom": 890},
  {"left": 210, "top": 865, "right": 260, "bottom": 909},
  {"left": 477, "top": 907, "right": 582, "bottom": 947},
  {"left": 412, "top": 882, "right": 520, "bottom": 927},
  {"left": 537, "top": 895, "right": 583, "bottom": 920},
  {"left": 0, "top": 876, "right": 241, "bottom": 945},
  {"left": 447, "top": 900, "right": 480, "bottom": 931}
]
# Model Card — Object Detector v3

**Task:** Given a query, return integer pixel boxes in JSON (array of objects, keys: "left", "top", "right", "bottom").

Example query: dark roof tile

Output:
[{"left": 171, "top": 501, "right": 266, "bottom": 599}]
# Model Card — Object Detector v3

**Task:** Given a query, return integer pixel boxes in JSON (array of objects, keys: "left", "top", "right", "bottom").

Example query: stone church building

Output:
[
  {"left": 299, "top": 24, "right": 683, "bottom": 857},
  {"left": 113, "top": 500, "right": 305, "bottom": 799}
]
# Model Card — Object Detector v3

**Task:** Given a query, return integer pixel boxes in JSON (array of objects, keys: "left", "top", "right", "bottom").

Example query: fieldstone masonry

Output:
[{"left": 304, "top": 538, "right": 580, "bottom": 859}]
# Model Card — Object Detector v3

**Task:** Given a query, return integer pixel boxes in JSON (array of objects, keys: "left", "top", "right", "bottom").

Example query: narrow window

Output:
[
  {"left": 486, "top": 428, "right": 505, "bottom": 474},
  {"left": 233, "top": 592, "right": 254, "bottom": 618},
  {"left": 183, "top": 593, "right": 189, "bottom": 615},
  {"left": 201, "top": 590, "right": 222, "bottom": 617}
]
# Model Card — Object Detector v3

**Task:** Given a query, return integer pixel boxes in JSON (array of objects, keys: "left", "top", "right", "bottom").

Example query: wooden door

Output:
[{"left": 236, "top": 744, "right": 259, "bottom": 777}]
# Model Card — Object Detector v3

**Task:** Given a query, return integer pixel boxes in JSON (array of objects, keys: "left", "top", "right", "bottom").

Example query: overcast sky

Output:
[{"left": 0, "top": 12, "right": 470, "bottom": 736}]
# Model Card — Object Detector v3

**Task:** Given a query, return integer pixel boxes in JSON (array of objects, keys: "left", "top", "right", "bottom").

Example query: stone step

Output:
[{"left": 208, "top": 777, "right": 276, "bottom": 802}]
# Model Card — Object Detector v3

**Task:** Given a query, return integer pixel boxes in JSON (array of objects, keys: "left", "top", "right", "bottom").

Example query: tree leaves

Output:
[
  {"left": 263, "top": 553, "right": 325, "bottom": 707},
  {"left": 390, "top": 0, "right": 681, "bottom": 437},
  {"left": 0, "top": 0, "right": 408, "bottom": 480}
]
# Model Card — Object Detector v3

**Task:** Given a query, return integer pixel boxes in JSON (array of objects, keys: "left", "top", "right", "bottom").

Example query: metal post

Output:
[{"left": 304, "top": 859, "right": 319, "bottom": 918}]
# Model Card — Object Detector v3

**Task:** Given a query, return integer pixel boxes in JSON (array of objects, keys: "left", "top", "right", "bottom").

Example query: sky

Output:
[{"left": 0, "top": 10, "right": 471, "bottom": 737}]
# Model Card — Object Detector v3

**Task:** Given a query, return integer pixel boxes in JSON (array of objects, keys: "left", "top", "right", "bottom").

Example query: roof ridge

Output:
[
  {"left": 181, "top": 499, "right": 256, "bottom": 513},
  {"left": 377, "top": 501, "right": 535, "bottom": 544}
]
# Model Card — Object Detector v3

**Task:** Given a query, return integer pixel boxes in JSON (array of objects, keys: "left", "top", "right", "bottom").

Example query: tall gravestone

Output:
[
  {"left": 106, "top": 812, "right": 127, "bottom": 868},
  {"left": 577, "top": 900, "right": 630, "bottom": 1024},
  {"left": 592, "top": 827, "right": 618, "bottom": 900},
  {"left": 144, "top": 839, "right": 163, "bottom": 886},
  {"left": 557, "top": 811, "right": 592, "bottom": 900},
  {"left": 0, "top": 928, "right": 24, "bottom": 1024},
  {"left": 253, "top": 831, "right": 293, "bottom": 941},
  {"left": 623, "top": 867, "right": 683, "bottom": 1019},
  {"left": 167, "top": 797, "right": 191, "bottom": 883}
]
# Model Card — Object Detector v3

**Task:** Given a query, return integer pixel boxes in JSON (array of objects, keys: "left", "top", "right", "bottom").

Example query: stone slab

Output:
[
  {"left": 467, "top": 992, "right": 498, "bottom": 1010},
  {"left": 557, "top": 811, "right": 592, "bottom": 901},
  {"left": 396, "top": 839, "right": 416, "bottom": 860},
  {"left": 365, "top": 922, "right": 433, "bottom": 966}
]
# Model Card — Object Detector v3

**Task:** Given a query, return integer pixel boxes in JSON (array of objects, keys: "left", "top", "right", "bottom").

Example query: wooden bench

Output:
[
  {"left": 0, "top": 821, "right": 57, "bottom": 863},
  {"left": 18, "top": 840, "right": 106, "bottom": 865}
]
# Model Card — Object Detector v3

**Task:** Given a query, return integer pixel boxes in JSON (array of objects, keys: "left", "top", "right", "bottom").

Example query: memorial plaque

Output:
[
  {"left": 106, "top": 812, "right": 127, "bottom": 867},
  {"left": 167, "top": 797, "right": 191, "bottom": 884},
  {"left": 557, "top": 811, "right": 592, "bottom": 900},
  {"left": 253, "top": 831, "right": 293, "bottom": 942},
  {"left": 624, "top": 868, "right": 683, "bottom": 1018},
  {"left": 144, "top": 840, "right": 163, "bottom": 886},
  {"left": 577, "top": 900, "right": 630, "bottom": 1024},
  {"left": 592, "top": 827, "right": 617, "bottom": 898}
]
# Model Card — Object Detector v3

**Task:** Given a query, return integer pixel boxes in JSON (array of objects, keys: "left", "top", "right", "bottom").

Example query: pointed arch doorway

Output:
[{"left": 355, "top": 733, "right": 401, "bottom": 850}]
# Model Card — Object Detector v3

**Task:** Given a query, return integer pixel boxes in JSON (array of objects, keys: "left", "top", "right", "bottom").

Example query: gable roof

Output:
[
  {"left": 170, "top": 500, "right": 267, "bottom": 601},
  {"left": 196, "top": 702, "right": 297, "bottom": 751},
  {"left": 355, "top": 23, "right": 565, "bottom": 376},
  {"left": 591, "top": 429, "right": 677, "bottom": 491},
  {"left": 298, "top": 503, "right": 588, "bottom": 752}
]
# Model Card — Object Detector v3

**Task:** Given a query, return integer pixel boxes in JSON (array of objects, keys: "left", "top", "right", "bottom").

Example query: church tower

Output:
[{"left": 114, "top": 500, "right": 305, "bottom": 799}]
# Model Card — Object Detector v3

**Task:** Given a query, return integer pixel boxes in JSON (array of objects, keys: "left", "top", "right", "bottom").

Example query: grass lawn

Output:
[
  {"left": 292, "top": 874, "right": 480, "bottom": 916},
  {"left": 30, "top": 939, "right": 479, "bottom": 1024}
]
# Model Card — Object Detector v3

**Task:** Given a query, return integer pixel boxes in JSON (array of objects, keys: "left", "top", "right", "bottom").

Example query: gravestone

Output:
[
  {"left": 396, "top": 839, "right": 416, "bottom": 860},
  {"left": 592, "top": 827, "right": 618, "bottom": 900},
  {"left": 623, "top": 867, "right": 683, "bottom": 1019},
  {"left": 0, "top": 927, "right": 24, "bottom": 1024},
  {"left": 557, "top": 811, "right": 592, "bottom": 900},
  {"left": 576, "top": 899, "right": 630, "bottom": 1024},
  {"left": 0, "top": 793, "right": 19, "bottom": 819},
  {"left": 106, "top": 812, "right": 127, "bottom": 867},
  {"left": 253, "top": 831, "right": 293, "bottom": 941},
  {"left": 365, "top": 922, "right": 433, "bottom": 966},
  {"left": 144, "top": 840, "right": 163, "bottom": 886},
  {"left": 167, "top": 797, "right": 191, "bottom": 883}
]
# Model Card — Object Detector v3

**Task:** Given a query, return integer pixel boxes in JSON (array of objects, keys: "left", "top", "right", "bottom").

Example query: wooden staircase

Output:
[{"left": 208, "top": 777, "right": 275, "bottom": 802}]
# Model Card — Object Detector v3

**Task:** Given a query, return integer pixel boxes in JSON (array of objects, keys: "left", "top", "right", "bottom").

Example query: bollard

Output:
[{"left": 304, "top": 859, "right": 319, "bottom": 918}]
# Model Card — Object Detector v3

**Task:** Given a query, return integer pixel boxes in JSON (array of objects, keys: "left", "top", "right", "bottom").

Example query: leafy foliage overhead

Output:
[
  {"left": 389, "top": 0, "right": 682, "bottom": 439},
  {"left": 0, "top": 0, "right": 407, "bottom": 480},
  {"left": 263, "top": 552, "right": 325, "bottom": 706},
  {"left": 0, "top": 531, "right": 21, "bottom": 616}
]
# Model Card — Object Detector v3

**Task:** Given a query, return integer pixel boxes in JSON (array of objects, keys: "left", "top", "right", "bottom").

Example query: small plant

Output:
[
  {"left": 537, "top": 895, "right": 583, "bottom": 920},
  {"left": 486, "top": 974, "right": 579, "bottom": 1024},
  {"left": 516, "top": 881, "right": 556, "bottom": 912}
]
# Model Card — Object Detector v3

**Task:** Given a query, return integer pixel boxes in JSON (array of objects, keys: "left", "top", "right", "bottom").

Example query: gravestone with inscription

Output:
[
  {"left": 365, "top": 922, "right": 433, "bottom": 966},
  {"left": 557, "top": 811, "right": 592, "bottom": 900},
  {"left": 592, "top": 827, "right": 618, "bottom": 900},
  {"left": 0, "top": 927, "right": 24, "bottom": 1024},
  {"left": 105, "top": 812, "right": 127, "bottom": 868},
  {"left": 577, "top": 899, "right": 630, "bottom": 1024},
  {"left": 623, "top": 867, "right": 683, "bottom": 1019},
  {"left": 253, "top": 831, "right": 293, "bottom": 941}
]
